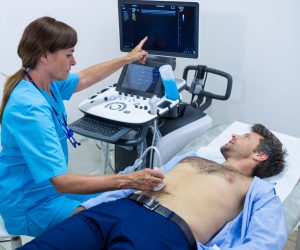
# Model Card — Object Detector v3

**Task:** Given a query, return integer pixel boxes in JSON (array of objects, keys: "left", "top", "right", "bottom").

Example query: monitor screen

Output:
[
  {"left": 121, "top": 64, "right": 160, "bottom": 93},
  {"left": 116, "top": 61, "right": 164, "bottom": 98},
  {"left": 118, "top": 0, "right": 199, "bottom": 58}
]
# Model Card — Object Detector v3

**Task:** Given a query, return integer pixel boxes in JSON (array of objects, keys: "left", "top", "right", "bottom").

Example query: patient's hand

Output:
[{"left": 70, "top": 206, "right": 86, "bottom": 216}]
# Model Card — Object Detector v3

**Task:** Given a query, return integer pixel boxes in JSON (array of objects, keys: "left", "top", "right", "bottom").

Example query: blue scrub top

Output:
[{"left": 0, "top": 73, "right": 95, "bottom": 236}]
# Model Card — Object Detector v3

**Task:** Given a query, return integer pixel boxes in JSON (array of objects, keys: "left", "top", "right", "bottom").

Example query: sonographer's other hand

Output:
[
  {"left": 125, "top": 36, "right": 148, "bottom": 64},
  {"left": 125, "top": 168, "right": 165, "bottom": 191}
]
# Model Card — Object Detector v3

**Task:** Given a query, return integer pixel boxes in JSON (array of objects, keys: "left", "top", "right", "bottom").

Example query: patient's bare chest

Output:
[{"left": 147, "top": 160, "right": 252, "bottom": 244}]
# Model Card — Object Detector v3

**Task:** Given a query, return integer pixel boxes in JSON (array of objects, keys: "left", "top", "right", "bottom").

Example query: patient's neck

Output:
[{"left": 223, "top": 158, "right": 255, "bottom": 177}]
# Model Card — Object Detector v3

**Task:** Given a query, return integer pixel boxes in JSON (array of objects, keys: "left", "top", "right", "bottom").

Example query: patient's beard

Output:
[
  {"left": 220, "top": 145, "right": 230, "bottom": 160},
  {"left": 220, "top": 144, "right": 251, "bottom": 160}
]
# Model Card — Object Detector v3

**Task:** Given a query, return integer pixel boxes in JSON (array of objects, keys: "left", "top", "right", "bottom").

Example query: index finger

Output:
[{"left": 137, "top": 36, "right": 148, "bottom": 49}]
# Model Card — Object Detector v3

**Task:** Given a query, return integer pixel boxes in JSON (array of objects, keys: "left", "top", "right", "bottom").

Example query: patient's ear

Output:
[{"left": 253, "top": 152, "right": 268, "bottom": 162}]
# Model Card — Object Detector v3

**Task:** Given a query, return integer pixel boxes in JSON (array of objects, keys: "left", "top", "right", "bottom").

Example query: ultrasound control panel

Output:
[{"left": 79, "top": 78, "right": 185, "bottom": 126}]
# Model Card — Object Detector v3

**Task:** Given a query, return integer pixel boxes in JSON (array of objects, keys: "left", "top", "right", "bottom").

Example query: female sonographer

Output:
[{"left": 0, "top": 16, "right": 164, "bottom": 237}]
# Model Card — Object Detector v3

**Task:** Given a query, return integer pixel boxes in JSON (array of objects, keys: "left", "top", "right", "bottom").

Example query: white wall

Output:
[
  {"left": 196, "top": 0, "right": 300, "bottom": 137},
  {"left": 0, "top": 0, "right": 299, "bottom": 137},
  {"left": 0, "top": 0, "right": 122, "bottom": 122}
]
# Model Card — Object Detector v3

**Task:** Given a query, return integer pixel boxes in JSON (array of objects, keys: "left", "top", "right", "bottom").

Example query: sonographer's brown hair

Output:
[{"left": 0, "top": 16, "right": 77, "bottom": 123}]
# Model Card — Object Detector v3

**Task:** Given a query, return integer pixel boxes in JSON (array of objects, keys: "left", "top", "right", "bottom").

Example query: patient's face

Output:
[{"left": 220, "top": 132, "right": 263, "bottom": 160}]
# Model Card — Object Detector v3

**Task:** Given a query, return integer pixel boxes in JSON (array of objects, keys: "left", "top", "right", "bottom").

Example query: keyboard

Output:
[{"left": 69, "top": 116, "right": 131, "bottom": 143}]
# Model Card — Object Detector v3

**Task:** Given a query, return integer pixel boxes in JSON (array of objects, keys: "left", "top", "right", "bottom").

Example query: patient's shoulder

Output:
[{"left": 252, "top": 177, "right": 277, "bottom": 196}]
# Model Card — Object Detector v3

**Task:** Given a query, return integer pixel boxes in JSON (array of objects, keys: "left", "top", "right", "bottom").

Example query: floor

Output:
[{"left": 285, "top": 230, "right": 299, "bottom": 250}]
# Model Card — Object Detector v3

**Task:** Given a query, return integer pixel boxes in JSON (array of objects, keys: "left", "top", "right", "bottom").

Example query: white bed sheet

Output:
[{"left": 195, "top": 121, "right": 300, "bottom": 201}]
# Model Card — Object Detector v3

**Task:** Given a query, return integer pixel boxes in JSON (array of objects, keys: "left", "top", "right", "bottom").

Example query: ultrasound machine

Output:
[{"left": 70, "top": 0, "right": 233, "bottom": 172}]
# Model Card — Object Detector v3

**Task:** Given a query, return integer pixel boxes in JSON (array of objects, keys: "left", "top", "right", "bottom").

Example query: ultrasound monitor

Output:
[
  {"left": 118, "top": 0, "right": 199, "bottom": 58},
  {"left": 116, "top": 61, "right": 164, "bottom": 98}
]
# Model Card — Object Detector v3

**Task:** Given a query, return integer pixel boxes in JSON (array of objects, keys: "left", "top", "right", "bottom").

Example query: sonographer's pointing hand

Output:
[
  {"left": 125, "top": 36, "right": 148, "bottom": 64},
  {"left": 124, "top": 168, "right": 165, "bottom": 191}
]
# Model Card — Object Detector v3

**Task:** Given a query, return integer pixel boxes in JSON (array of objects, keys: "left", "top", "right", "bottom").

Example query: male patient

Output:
[{"left": 19, "top": 124, "right": 287, "bottom": 250}]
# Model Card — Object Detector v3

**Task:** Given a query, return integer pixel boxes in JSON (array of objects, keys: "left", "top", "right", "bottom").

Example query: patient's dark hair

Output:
[{"left": 251, "top": 124, "right": 287, "bottom": 178}]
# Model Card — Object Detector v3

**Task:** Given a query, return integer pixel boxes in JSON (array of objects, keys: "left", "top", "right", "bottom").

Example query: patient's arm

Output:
[{"left": 221, "top": 193, "right": 287, "bottom": 250}]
